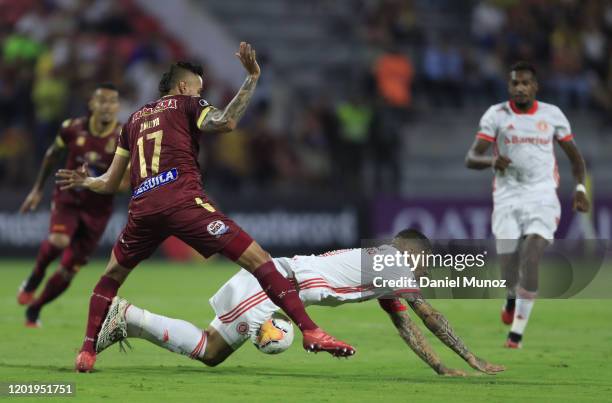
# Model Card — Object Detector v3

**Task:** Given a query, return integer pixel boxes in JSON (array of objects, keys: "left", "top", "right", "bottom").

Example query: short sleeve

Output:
[
  {"left": 476, "top": 106, "right": 497, "bottom": 142},
  {"left": 115, "top": 123, "right": 130, "bottom": 157},
  {"left": 184, "top": 97, "right": 213, "bottom": 130},
  {"left": 54, "top": 119, "right": 72, "bottom": 148},
  {"left": 553, "top": 108, "right": 573, "bottom": 142}
]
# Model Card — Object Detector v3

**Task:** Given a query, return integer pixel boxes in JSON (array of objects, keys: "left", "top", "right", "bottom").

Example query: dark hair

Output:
[
  {"left": 96, "top": 82, "right": 118, "bottom": 92},
  {"left": 509, "top": 61, "right": 537, "bottom": 77},
  {"left": 158, "top": 61, "right": 203, "bottom": 95},
  {"left": 394, "top": 228, "right": 432, "bottom": 252}
]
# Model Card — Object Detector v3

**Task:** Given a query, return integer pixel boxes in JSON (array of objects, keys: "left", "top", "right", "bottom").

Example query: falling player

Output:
[
  {"left": 465, "top": 61, "right": 590, "bottom": 348},
  {"left": 94, "top": 229, "right": 505, "bottom": 376},
  {"left": 57, "top": 42, "right": 354, "bottom": 372},
  {"left": 17, "top": 83, "right": 125, "bottom": 327}
]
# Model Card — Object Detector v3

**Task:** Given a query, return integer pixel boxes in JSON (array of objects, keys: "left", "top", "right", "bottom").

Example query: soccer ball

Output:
[{"left": 252, "top": 313, "right": 294, "bottom": 354}]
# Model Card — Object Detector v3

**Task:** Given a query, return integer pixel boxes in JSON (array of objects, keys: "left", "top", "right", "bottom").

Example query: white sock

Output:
[
  {"left": 510, "top": 298, "right": 535, "bottom": 335},
  {"left": 125, "top": 304, "right": 207, "bottom": 359}
]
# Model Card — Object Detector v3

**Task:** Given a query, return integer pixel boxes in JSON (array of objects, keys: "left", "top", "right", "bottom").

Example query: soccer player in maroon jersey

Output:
[
  {"left": 18, "top": 84, "right": 124, "bottom": 327},
  {"left": 57, "top": 42, "right": 355, "bottom": 372}
]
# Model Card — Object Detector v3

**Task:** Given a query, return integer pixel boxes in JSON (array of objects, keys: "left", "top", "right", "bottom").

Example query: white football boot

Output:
[{"left": 96, "top": 296, "right": 131, "bottom": 354}]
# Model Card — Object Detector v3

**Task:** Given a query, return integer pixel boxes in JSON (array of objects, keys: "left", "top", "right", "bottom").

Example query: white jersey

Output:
[
  {"left": 476, "top": 100, "right": 573, "bottom": 205},
  {"left": 209, "top": 246, "right": 419, "bottom": 348}
]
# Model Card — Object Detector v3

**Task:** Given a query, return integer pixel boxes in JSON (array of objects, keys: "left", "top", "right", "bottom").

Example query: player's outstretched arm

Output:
[
  {"left": 19, "top": 143, "right": 66, "bottom": 213},
  {"left": 117, "top": 163, "right": 132, "bottom": 193},
  {"left": 385, "top": 309, "right": 467, "bottom": 376},
  {"left": 199, "top": 42, "right": 260, "bottom": 133},
  {"left": 55, "top": 153, "right": 129, "bottom": 194},
  {"left": 406, "top": 295, "right": 505, "bottom": 375},
  {"left": 465, "top": 138, "right": 511, "bottom": 172},
  {"left": 557, "top": 139, "right": 590, "bottom": 213}
]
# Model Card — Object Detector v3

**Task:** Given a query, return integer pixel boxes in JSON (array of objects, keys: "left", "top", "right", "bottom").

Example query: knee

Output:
[
  {"left": 103, "top": 264, "right": 130, "bottom": 284},
  {"left": 59, "top": 265, "right": 79, "bottom": 280},
  {"left": 242, "top": 246, "right": 272, "bottom": 271},
  {"left": 250, "top": 245, "right": 272, "bottom": 266},
  {"left": 48, "top": 233, "right": 70, "bottom": 249}
]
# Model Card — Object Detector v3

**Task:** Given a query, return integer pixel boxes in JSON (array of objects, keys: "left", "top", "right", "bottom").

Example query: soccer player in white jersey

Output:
[
  {"left": 94, "top": 229, "right": 504, "bottom": 376},
  {"left": 465, "top": 61, "right": 590, "bottom": 348}
]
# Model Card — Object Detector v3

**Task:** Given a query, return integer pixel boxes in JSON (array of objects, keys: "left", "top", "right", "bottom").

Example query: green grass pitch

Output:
[{"left": 1, "top": 259, "right": 611, "bottom": 402}]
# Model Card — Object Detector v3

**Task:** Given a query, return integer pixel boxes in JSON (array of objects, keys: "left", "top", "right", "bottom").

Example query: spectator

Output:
[{"left": 334, "top": 92, "right": 373, "bottom": 191}]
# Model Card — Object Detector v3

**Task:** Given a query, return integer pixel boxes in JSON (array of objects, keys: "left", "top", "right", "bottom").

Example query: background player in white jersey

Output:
[
  {"left": 95, "top": 229, "right": 504, "bottom": 376},
  {"left": 465, "top": 61, "right": 590, "bottom": 348}
]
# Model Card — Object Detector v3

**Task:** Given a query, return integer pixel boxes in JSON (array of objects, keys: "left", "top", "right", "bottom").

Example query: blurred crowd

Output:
[{"left": 1, "top": 0, "right": 610, "bottom": 195}]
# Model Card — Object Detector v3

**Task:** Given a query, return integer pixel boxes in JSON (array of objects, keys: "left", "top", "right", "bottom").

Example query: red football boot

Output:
[
  {"left": 17, "top": 283, "right": 35, "bottom": 306},
  {"left": 501, "top": 307, "right": 514, "bottom": 325},
  {"left": 24, "top": 320, "right": 41, "bottom": 328},
  {"left": 504, "top": 338, "right": 521, "bottom": 349},
  {"left": 302, "top": 328, "right": 355, "bottom": 357},
  {"left": 75, "top": 351, "right": 97, "bottom": 373}
]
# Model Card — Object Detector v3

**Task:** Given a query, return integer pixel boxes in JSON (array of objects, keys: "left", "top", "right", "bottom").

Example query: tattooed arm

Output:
[
  {"left": 199, "top": 42, "right": 260, "bottom": 133},
  {"left": 386, "top": 309, "right": 467, "bottom": 376},
  {"left": 406, "top": 294, "right": 505, "bottom": 375}
]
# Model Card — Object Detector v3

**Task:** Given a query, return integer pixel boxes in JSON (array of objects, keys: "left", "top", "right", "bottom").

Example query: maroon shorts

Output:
[
  {"left": 113, "top": 197, "right": 253, "bottom": 269},
  {"left": 49, "top": 201, "right": 112, "bottom": 266}
]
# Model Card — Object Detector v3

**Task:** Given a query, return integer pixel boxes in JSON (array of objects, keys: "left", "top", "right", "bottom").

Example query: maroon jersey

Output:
[
  {"left": 53, "top": 116, "right": 121, "bottom": 211},
  {"left": 117, "top": 95, "right": 212, "bottom": 216}
]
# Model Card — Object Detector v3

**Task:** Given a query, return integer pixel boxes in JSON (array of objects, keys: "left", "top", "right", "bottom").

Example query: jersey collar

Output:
[
  {"left": 89, "top": 115, "right": 117, "bottom": 137},
  {"left": 509, "top": 100, "right": 538, "bottom": 115}
]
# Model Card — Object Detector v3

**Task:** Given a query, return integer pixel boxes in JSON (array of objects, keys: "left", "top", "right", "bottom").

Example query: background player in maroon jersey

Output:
[
  {"left": 18, "top": 83, "right": 126, "bottom": 327},
  {"left": 57, "top": 42, "right": 355, "bottom": 372}
]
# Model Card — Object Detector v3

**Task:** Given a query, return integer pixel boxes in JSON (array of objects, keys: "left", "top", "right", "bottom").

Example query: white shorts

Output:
[
  {"left": 208, "top": 259, "right": 294, "bottom": 350},
  {"left": 492, "top": 196, "right": 560, "bottom": 254},
  {"left": 210, "top": 299, "right": 279, "bottom": 350}
]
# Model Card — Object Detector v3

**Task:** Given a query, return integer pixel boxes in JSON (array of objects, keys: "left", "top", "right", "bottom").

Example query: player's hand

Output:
[
  {"left": 235, "top": 42, "right": 260, "bottom": 77},
  {"left": 438, "top": 367, "right": 469, "bottom": 377},
  {"left": 467, "top": 355, "right": 505, "bottom": 375},
  {"left": 19, "top": 188, "right": 42, "bottom": 213},
  {"left": 573, "top": 191, "right": 590, "bottom": 213},
  {"left": 492, "top": 155, "right": 512, "bottom": 173},
  {"left": 56, "top": 163, "right": 89, "bottom": 190}
]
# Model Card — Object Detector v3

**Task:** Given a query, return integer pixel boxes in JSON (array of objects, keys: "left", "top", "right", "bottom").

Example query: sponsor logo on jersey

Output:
[
  {"left": 236, "top": 322, "right": 249, "bottom": 335},
  {"left": 207, "top": 220, "right": 228, "bottom": 237},
  {"left": 131, "top": 99, "right": 178, "bottom": 123},
  {"left": 504, "top": 135, "right": 551, "bottom": 145},
  {"left": 132, "top": 168, "right": 179, "bottom": 198}
]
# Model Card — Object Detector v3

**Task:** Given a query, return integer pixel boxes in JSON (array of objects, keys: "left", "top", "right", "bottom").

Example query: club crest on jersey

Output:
[
  {"left": 236, "top": 322, "right": 249, "bottom": 335},
  {"left": 207, "top": 220, "right": 228, "bottom": 237},
  {"left": 132, "top": 168, "right": 178, "bottom": 198},
  {"left": 536, "top": 120, "right": 549, "bottom": 132}
]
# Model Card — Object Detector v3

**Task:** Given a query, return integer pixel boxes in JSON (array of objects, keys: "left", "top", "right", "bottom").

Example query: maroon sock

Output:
[
  {"left": 29, "top": 269, "right": 72, "bottom": 310},
  {"left": 80, "top": 276, "right": 120, "bottom": 354},
  {"left": 252, "top": 261, "right": 317, "bottom": 331},
  {"left": 25, "top": 241, "right": 63, "bottom": 292}
]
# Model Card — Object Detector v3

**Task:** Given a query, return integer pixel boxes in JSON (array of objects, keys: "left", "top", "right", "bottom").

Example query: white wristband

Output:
[{"left": 576, "top": 184, "right": 586, "bottom": 194}]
